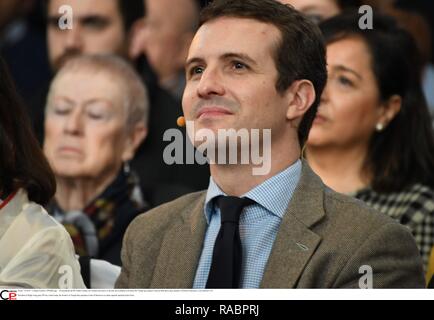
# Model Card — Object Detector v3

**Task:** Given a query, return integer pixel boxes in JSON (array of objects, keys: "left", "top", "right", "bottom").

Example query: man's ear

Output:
[
  {"left": 286, "top": 80, "right": 316, "bottom": 121},
  {"left": 376, "top": 94, "right": 402, "bottom": 128},
  {"left": 121, "top": 123, "right": 148, "bottom": 162}
]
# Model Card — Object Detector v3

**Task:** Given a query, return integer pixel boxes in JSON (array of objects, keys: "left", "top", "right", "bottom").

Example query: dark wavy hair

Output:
[
  {"left": 0, "top": 56, "right": 56, "bottom": 205},
  {"left": 320, "top": 12, "right": 434, "bottom": 192},
  {"left": 200, "top": 0, "right": 327, "bottom": 148}
]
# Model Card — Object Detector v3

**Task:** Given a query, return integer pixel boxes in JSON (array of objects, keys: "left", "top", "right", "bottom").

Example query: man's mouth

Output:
[{"left": 197, "top": 106, "right": 234, "bottom": 119}]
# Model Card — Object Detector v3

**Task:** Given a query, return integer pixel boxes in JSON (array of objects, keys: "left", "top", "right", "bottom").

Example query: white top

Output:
[
  {"left": 90, "top": 259, "right": 121, "bottom": 289},
  {"left": 0, "top": 190, "right": 85, "bottom": 288}
]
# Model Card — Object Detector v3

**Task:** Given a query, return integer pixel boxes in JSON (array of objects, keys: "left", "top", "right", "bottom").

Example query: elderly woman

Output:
[
  {"left": 43, "top": 55, "right": 149, "bottom": 267},
  {"left": 306, "top": 13, "right": 434, "bottom": 271},
  {"left": 0, "top": 56, "right": 84, "bottom": 288}
]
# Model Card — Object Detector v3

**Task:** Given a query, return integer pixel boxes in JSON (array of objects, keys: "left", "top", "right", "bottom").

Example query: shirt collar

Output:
[{"left": 204, "top": 159, "right": 302, "bottom": 223}]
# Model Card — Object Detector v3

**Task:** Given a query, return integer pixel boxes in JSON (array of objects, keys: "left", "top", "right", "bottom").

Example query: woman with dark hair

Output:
[
  {"left": 0, "top": 56, "right": 84, "bottom": 288},
  {"left": 306, "top": 12, "right": 434, "bottom": 271}
]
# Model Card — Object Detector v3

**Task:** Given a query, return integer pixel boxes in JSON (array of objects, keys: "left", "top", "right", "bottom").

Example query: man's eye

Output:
[
  {"left": 190, "top": 66, "right": 204, "bottom": 76},
  {"left": 233, "top": 61, "right": 247, "bottom": 69},
  {"left": 89, "top": 114, "right": 103, "bottom": 120},
  {"left": 82, "top": 17, "right": 110, "bottom": 30},
  {"left": 194, "top": 66, "right": 204, "bottom": 74}
]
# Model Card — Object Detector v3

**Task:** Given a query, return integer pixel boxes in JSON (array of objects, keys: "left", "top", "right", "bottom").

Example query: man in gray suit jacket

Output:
[{"left": 116, "top": 0, "right": 425, "bottom": 288}]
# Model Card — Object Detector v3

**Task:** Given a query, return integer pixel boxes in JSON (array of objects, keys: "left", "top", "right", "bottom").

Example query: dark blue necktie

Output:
[{"left": 206, "top": 196, "right": 255, "bottom": 288}]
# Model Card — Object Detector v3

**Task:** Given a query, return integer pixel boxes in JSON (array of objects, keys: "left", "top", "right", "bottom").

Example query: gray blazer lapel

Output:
[
  {"left": 261, "top": 162, "right": 325, "bottom": 288},
  {"left": 151, "top": 193, "right": 207, "bottom": 288}
]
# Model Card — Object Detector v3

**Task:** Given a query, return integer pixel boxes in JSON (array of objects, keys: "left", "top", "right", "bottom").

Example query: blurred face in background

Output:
[
  {"left": 47, "top": 0, "right": 126, "bottom": 72},
  {"left": 44, "top": 71, "right": 134, "bottom": 183},
  {"left": 307, "top": 37, "right": 387, "bottom": 151},
  {"left": 278, "top": 0, "right": 341, "bottom": 23},
  {"left": 136, "top": 0, "right": 197, "bottom": 83}
]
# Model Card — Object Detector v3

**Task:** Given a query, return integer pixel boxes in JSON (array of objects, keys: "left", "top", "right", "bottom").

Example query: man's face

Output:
[
  {"left": 47, "top": 0, "right": 126, "bottom": 72},
  {"left": 278, "top": 0, "right": 341, "bottom": 24},
  {"left": 140, "top": 0, "right": 195, "bottom": 81},
  {"left": 182, "top": 17, "right": 290, "bottom": 147}
]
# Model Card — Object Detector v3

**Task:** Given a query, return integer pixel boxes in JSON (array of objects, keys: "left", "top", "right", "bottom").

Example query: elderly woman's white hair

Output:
[{"left": 46, "top": 54, "right": 149, "bottom": 128}]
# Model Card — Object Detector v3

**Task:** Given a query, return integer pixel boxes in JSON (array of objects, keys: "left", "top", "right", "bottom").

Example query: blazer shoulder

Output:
[
  {"left": 308, "top": 186, "right": 424, "bottom": 288},
  {"left": 125, "top": 190, "right": 206, "bottom": 240},
  {"left": 322, "top": 186, "right": 401, "bottom": 235}
]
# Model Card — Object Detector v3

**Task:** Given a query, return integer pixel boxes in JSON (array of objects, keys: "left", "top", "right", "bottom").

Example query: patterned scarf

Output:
[{"left": 48, "top": 169, "right": 148, "bottom": 263}]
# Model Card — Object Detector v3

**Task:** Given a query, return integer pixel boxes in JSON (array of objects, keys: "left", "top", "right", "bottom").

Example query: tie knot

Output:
[{"left": 216, "top": 196, "right": 255, "bottom": 224}]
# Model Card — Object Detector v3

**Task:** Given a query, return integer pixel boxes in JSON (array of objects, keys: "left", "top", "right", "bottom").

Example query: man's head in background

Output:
[
  {"left": 46, "top": 0, "right": 144, "bottom": 72},
  {"left": 131, "top": 0, "right": 200, "bottom": 95},
  {"left": 278, "top": 0, "right": 361, "bottom": 24}
]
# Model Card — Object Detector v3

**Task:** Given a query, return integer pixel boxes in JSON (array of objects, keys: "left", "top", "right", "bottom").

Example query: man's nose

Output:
[
  {"left": 64, "top": 25, "right": 83, "bottom": 51},
  {"left": 196, "top": 67, "right": 226, "bottom": 98}
]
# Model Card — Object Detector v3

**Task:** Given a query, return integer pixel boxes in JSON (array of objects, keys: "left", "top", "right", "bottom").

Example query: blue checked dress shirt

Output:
[{"left": 193, "top": 159, "right": 302, "bottom": 288}]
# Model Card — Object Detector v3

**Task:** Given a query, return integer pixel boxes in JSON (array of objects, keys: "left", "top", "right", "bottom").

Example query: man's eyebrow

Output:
[
  {"left": 332, "top": 65, "right": 362, "bottom": 80},
  {"left": 221, "top": 53, "right": 257, "bottom": 66},
  {"left": 79, "top": 15, "right": 111, "bottom": 23},
  {"left": 47, "top": 14, "right": 110, "bottom": 22},
  {"left": 185, "top": 57, "right": 205, "bottom": 69},
  {"left": 185, "top": 53, "right": 257, "bottom": 69}
]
